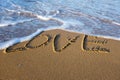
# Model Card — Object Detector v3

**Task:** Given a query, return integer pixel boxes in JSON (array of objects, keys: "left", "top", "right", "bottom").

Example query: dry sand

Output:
[{"left": 0, "top": 29, "right": 120, "bottom": 80}]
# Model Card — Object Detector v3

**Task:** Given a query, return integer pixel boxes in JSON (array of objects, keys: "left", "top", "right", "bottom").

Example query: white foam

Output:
[
  {"left": 112, "top": 21, "right": 120, "bottom": 26},
  {"left": 36, "top": 15, "right": 51, "bottom": 21},
  {"left": 3, "top": 7, "right": 52, "bottom": 21},
  {"left": 0, "top": 19, "right": 33, "bottom": 27},
  {"left": 0, "top": 24, "right": 9, "bottom": 27},
  {"left": 0, "top": 28, "right": 44, "bottom": 50}
]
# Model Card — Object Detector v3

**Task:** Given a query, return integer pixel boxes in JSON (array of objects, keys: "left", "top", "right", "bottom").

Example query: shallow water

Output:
[{"left": 0, "top": 0, "right": 120, "bottom": 49}]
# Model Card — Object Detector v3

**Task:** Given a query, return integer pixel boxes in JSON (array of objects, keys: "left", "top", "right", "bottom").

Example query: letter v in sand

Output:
[{"left": 53, "top": 34, "right": 79, "bottom": 52}]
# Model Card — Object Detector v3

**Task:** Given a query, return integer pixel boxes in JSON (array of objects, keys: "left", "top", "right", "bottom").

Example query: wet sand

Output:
[{"left": 0, "top": 29, "right": 120, "bottom": 80}]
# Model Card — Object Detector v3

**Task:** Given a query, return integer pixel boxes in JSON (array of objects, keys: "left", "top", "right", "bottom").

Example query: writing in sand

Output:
[{"left": 4, "top": 33, "right": 110, "bottom": 53}]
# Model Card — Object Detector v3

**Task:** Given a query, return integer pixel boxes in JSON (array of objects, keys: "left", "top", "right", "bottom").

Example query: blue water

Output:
[{"left": 0, "top": 0, "right": 120, "bottom": 49}]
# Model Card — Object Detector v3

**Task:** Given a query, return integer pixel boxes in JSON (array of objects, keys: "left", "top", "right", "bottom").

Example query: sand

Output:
[{"left": 0, "top": 29, "right": 120, "bottom": 80}]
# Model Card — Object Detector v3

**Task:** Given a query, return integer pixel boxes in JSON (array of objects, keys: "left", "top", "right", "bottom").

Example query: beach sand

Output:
[{"left": 0, "top": 29, "right": 120, "bottom": 80}]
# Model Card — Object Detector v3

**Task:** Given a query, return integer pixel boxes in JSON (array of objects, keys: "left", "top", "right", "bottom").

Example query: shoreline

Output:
[{"left": 0, "top": 29, "right": 120, "bottom": 50}]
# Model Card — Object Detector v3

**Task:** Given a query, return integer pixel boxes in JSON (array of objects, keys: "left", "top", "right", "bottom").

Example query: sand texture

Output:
[{"left": 0, "top": 29, "right": 120, "bottom": 80}]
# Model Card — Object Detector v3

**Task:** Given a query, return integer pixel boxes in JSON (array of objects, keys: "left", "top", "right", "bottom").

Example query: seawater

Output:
[{"left": 0, "top": 0, "right": 120, "bottom": 49}]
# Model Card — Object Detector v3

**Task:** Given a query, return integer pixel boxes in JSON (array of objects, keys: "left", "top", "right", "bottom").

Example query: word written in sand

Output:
[
  {"left": 82, "top": 35, "right": 110, "bottom": 53},
  {"left": 5, "top": 34, "right": 79, "bottom": 53}
]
